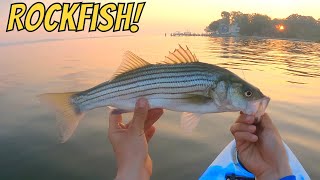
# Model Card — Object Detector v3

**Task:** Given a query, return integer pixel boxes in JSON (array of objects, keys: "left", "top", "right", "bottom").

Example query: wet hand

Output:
[
  {"left": 230, "top": 113, "right": 292, "bottom": 180},
  {"left": 108, "top": 98, "right": 163, "bottom": 180}
]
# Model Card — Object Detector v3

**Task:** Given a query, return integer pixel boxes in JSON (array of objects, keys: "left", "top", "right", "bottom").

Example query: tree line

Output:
[{"left": 205, "top": 11, "right": 320, "bottom": 41}]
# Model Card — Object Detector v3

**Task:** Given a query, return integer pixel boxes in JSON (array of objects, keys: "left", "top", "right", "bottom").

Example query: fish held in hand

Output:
[{"left": 39, "top": 45, "right": 270, "bottom": 142}]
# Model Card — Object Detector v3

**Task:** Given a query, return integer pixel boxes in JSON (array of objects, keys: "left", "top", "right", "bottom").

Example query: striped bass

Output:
[{"left": 40, "top": 45, "right": 270, "bottom": 142}]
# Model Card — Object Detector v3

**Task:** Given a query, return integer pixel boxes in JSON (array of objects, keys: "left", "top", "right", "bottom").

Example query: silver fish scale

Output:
[
  {"left": 73, "top": 63, "right": 229, "bottom": 111},
  {"left": 84, "top": 63, "right": 224, "bottom": 95}
]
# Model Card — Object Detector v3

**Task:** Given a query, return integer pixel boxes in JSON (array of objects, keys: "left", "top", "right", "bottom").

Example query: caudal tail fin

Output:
[{"left": 38, "top": 92, "right": 84, "bottom": 143}]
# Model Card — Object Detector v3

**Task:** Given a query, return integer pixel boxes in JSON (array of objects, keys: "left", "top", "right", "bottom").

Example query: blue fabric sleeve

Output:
[
  {"left": 236, "top": 152, "right": 251, "bottom": 173},
  {"left": 280, "top": 175, "right": 296, "bottom": 180}
]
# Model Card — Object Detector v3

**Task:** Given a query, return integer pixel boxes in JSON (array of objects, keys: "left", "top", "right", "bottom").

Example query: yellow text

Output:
[{"left": 6, "top": 2, "right": 146, "bottom": 33}]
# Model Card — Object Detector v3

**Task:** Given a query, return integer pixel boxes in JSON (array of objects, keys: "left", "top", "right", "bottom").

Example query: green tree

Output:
[
  {"left": 221, "top": 11, "right": 230, "bottom": 24},
  {"left": 206, "top": 19, "right": 221, "bottom": 32},
  {"left": 285, "top": 14, "right": 319, "bottom": 38},
  {"left": 250, "top": 14, "right": 272, "bottom": 35},
  {"left": 230, "top": 11, "right": 243, "bottom": 24},
  {"left": 207, "top": 11, "right": 320, "bottom": 40},
  {"left": 237, "top": 14, "right": 251, "bottom": 35}
]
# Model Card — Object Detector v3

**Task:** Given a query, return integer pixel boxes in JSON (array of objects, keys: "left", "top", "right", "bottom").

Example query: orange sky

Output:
[
  {"left": 140, "top": 0, "right": 320, "bottom": 33},
  {"left": 1, "top": 0, "right": 320, "bottom": 41}
]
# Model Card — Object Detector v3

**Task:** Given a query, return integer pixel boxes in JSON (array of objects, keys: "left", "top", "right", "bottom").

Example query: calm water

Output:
[{"left": 0, "top": 36, "right": 319, "bottom": 179}]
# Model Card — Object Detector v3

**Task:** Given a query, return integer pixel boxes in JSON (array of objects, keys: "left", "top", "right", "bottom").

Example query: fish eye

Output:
[{"left": 244, "top": 90, "right": 252, "bottom": 97}]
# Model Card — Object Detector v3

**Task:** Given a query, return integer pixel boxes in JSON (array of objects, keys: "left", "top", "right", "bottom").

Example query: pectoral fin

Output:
[
  {"left": 183, "top": 94, "right": 211, "bottom": 104},
  {"left": 184, "top": 87, "right": 214, "bottom": 104},
  {"left": 181, "top": 112, "right": 201, "bottom": 132}
]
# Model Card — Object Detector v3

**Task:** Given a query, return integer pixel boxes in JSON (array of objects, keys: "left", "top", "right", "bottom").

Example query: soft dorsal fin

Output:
[
  {"left": 111, "top": 51, "right": 151, "bottom": 79},
  {"left": 159, "top": 45, "right": 198, "bottom": 64}
]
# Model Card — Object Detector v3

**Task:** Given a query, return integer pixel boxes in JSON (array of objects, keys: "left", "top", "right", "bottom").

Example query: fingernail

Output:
[
  {"left": 111, "top": 110, "right": 120, "bottom": 115},
  {"left": 251, "top": 135, "right": 258, "bottom": 141},
  {"left": 245, "top": 115, "right": 254, "bottom": 122},
  {"left": 138, "top": 98, "right": 147, "bottom": 108},
  {"left": 112, "top": 109, "right": 125, "bottom": 115},
  {"left": 249, "top": 125, "right": 256, "bottom": 132},
  {"left": 254, "top": 117, "right": 259, "bottom": 122}
]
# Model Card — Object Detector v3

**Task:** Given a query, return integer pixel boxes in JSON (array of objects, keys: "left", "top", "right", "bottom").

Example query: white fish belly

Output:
[{"left": 109, "top": 96, "right": 220, "bottom": 114}]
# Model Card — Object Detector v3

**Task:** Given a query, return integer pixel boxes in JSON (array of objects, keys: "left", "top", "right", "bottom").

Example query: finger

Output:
[
  {"left": 258, "top": 113, "right": 281, "bottom": 135},
  {"left": 130, "top": 98, "right": 149, "bottom": 134},
  {"left": 234, "top": 132, "right": 258, "bottom": 143},
  {"left": 145, "top": 108, "right": 164, "bottom": 130},
  {"left": 124, "top": 109, "right": 163, "bottom": 131},
  {"left": 109, "top": 110, "right": 123, "bottom": 131},
  {"left": 235, "top": 114, "right": 255, "bottom": 124},
  {"left": 119, "top": 122, "right": 127, "bottom": 129},
  {"left": 145, "top": 126, "right": 156, "bottom": 143},
  {"left": 259, "top": 113, "right": 273, "bottom": 127},
  {"left": 230, "top": 123, "right": 256, "bottom": 135}
]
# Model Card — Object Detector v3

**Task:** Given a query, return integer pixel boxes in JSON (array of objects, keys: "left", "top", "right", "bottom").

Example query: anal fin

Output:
[{"left": 181, "top": 112, "right": 201, "bottom": 132}]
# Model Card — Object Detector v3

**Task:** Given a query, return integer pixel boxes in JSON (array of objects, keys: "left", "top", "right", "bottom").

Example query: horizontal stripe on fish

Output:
[
  {"left": 123, "top": 91, "right": 213, "bottom": 102},
  {"left": 95, "top": 80, "right": 208, "bottom": 100},
  {"left": 112, "top": 63, "right": 220, "bottom": 81},
  {"left": 84, "top": 72, "right": 216, "bottom": 99},
  {"left": 77, "top": 76, "right": 214, "bottom": 105},
  {"left": 84, "top": 71, "right": 212, "bottom": 95},
  {"left": 77, "top": 78, "right": 213, "bottom": 108},
  {"left": 84, "top": 72, "right": 216, "bottom": 102},
  {"left": 83, "top": 63, "right": 224, "bottom": 95},
  {"left": 81, "top": 89, "right": 208, "bottom": 111},
  {"left": 83, "top": 71, "right": 217, "bottom": 98}
]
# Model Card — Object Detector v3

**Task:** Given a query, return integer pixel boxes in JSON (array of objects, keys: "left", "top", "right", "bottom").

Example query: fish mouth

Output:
[
  {"left": 244, "top": 96, "right": 270, "bottom": 117},
  {"left": 255, "top": 96, "right": 270, "bottom": 118}
]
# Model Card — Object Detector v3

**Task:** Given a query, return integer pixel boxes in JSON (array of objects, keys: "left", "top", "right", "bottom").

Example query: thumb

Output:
[
  {"left": 130, "top": 98, "right": 149, "bottom": 134},
  {"left": 259, "top": 113, "right": 273, "bottom": 128},
  {"left": 259, "top": 113, "right": 281, "bottom": 135}
]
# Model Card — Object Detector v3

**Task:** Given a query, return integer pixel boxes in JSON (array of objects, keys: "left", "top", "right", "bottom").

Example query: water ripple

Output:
[{"left": 198, "top": 37, "right": 320, "bottom": 82}]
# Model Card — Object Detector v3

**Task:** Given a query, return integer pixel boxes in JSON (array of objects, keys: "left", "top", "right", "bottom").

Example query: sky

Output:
[{"left": 1, "top": 0, "right": 320, "bottom": 42}]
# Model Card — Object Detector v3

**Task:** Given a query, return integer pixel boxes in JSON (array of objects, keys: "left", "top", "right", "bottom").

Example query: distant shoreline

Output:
[
  {"left": 205, "top": 11, "right": 320, "bottom": 44},
  {"left": 170, "top": 33, "right": 320, "bottom": 43}
]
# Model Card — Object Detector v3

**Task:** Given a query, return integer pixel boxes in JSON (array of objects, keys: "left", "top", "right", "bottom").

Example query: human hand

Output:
[
  {"left": 108, "top": 98, "right": 163, "bottom": 180},
  {"left": 230, "top": 113, "right": 292, "bottom": 180}
]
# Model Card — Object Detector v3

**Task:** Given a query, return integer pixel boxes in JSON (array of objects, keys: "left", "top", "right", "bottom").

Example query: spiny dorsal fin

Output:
[
  {"left": 159, "top": 45, "right": 198, "bottom": 64},
  {"left": 111, "top": 51, "right": 151, "bottom": 79}
]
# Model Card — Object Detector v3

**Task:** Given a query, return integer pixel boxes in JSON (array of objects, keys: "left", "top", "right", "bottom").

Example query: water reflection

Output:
[{"left": 204, "top": 37, "right": 320, "bottom": 80}]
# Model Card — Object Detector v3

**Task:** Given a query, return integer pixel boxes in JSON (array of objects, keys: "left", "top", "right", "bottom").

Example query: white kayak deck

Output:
[{"left": 199, "top": 140, "right": 310, "bottom": 180}]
